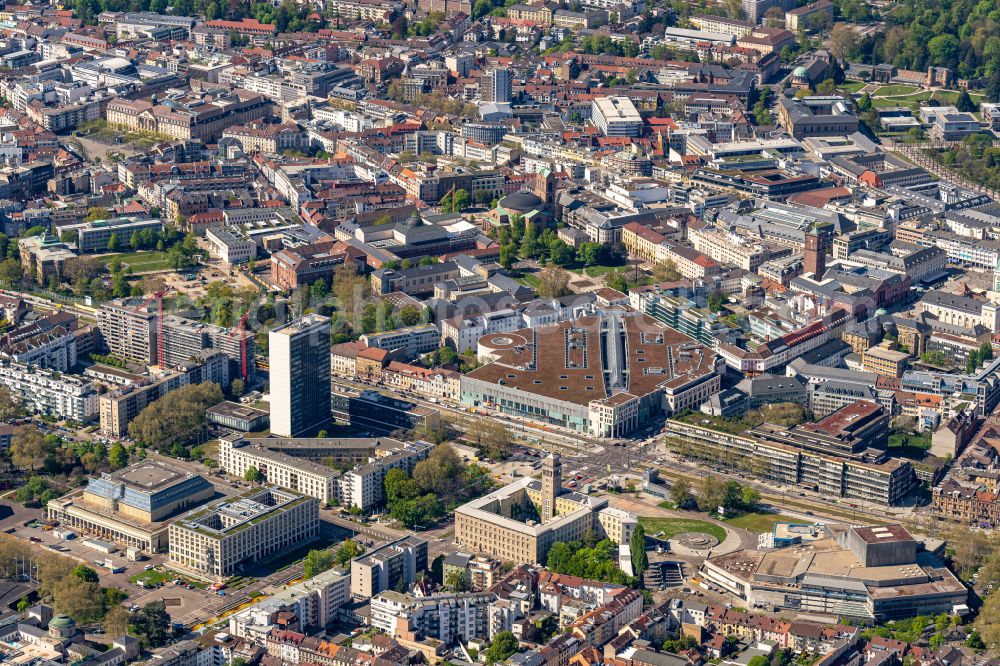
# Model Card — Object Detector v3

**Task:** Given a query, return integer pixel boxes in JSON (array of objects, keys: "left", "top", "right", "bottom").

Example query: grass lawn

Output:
[
  {"left": 932, "top": 90, "right": 984, "bottom": 104},
  {"left": 130, "top": 569, "right": 169, "bottom": 587},
  {"left": 888, "top": 431, "right": 931, "bottom": 450},
  {"left": 99, "top": 251, "right": 173, "bottom": 272},
  {"left": 638, "top": 517, "right": 727, "bottom": 543},
  {"left": 723, "top": 511, "right": 799, "bottom": 533},
  {"left": 516, "top": 273, "right": 541, "bottom": 289},
  {"left": 874, "top": 84, "right": 921, "bottom": 96},
  {"left": 657, "top": 500, "right": 676, "bottom": 510},
  {"left": 839, "top": 81, "right": 866, "bottom": 93}
]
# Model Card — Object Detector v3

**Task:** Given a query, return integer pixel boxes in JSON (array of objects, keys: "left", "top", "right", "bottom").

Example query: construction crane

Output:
[
  {"left": 229, "top": 307, "right": 252, "bottom": 382},
  {"left": 131, "top": 290, "right": 167, "bottom": 367}
]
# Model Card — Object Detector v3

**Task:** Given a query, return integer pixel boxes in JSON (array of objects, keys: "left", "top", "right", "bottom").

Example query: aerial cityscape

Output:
[{"left": 0, "top": 0, "right": 998, "bottom": 665}]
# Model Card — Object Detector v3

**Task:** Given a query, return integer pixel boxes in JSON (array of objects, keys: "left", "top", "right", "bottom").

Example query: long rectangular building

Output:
[
  {"left": 169, "top": 486, "right": 319, "bottom": 580},
  {"left": 218, "top": 435, "right": 432, "bottom": 509},
  {"left": 662, "top": 419, "right": 916, "bottom": 505}
]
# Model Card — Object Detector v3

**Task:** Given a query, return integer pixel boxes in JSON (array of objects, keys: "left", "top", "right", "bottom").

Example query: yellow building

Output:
[
  {"left": 454, "top": 454, "right": 636, "bottom": 563},
  {"left": 861, "top": 342, "right": 909, "bottom": 378}
]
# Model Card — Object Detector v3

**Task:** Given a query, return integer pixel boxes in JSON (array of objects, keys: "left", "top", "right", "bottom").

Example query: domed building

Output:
[
  {"left": 48, "top": 614, "right": 76, "bottom": 640},
  {"left": 498, "top": 190, "right": 543, "bottom": 214},
  {"left": 487, "top": 189, "right": 548, "bottom": 230}
]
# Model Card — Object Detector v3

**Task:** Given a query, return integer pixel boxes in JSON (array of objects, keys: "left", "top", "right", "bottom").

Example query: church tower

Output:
[
  {"left": 804, "top": 225, "right": 825, "bottom": 279},
  {"left": 541, "top": 453, "right": 562, "bottom": 522}
]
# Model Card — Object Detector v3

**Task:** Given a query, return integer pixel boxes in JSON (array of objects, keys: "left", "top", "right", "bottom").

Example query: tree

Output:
[
  {"left": 244, "top": 466, "right": 262, "bottom": 484},
  {"left": 966, "top": 630, "right": 986, "bottom": 650},
  {"left": 758, "top": 402, "right": 808, "bottom": 427},
  {"left": 104, "top": 605, "right": 131, "bottom": 638},
  {"left": 72, "top": 564, "right": 100, "bottom": 583},
  {"left": 651, "top": 260, "right": 682, "bottom": 282},
  {"left": 303, "top": 549, "right": 334, "bottom": 577},
  {"left": 108, "top": 442, "right": 128, "bottom": 470},
  {"left": 485, "top": 631, "right": 520, "bottom": 664},
  {"left": 128, "top": 382, "right": 224, "bottom": 453},
  {"left": 956, "top": 89, "right": 978, "bottom": 112},
  {"left": 398, "top": 306, "right": 421, "bottom": 327},
  {"left": 708, "top": 291, "right": 726, "bottom": 312},
  {"left": 763, "top": 5, "right": 784, "bottom": 26},
  {"left": 131, "top": 601, "right": 171, "bottom": 647},
  {"left": 980, "top": 342, "right": 994, "bottom": 362},
  {"left": 927, "top": 34, "right": 960, "bottom": 66},
  {"left": 671, "top": 477, "right": 694, "bottom": 508},
  {"left": 537, "top": 265, "right": 571, "bottom": 298},
  {"left": 828, "top": 24, "right": 857, "bottom": 60},
  {"left": 230, "top": 379, "right": 245, "bottom": 397},
  {"left": 0, "top": 260, "right": 21, "bottom": 288},
  {"left": 107, "top": 233, "right": 121, "bottom": 252},
  {"left": 333, "top": 263, "right": 369, "bottom": 321},
  {"left": 50, "top": 574, "right": 103, "bottom": 622},
  {"left": 413, "top": 444, "right": 462, "bottom": 498},
  {"left": 699, "top": 475, "right": 727, "bottom": 513},
  {"left": 85, "top": 207, "right": 110, "bottom": 222},
  {"left": 11, "top": 427, "right": 51, "bottom": 472},
  {"left": 445, "top": 567, "right": 468, "bottom": 592},
  {"left": 465, "top": 419, "right": 512, "bottom": 459},
  {"left": 334, "top": 540, "right": 365, "bottom": 566},
  {"left": 577, "top": 242, "right": 605, "bottom": 266},
  {"left": 630, "top": 524, "right": 648, "bottom": 580},
  {"left": 857, "top": 93, "right": 872, "bottom": 112},
  {"left": 384, "top": 468, "right": 421, "bottom": 504},
  {"left": 549, "top": 240, "right": 575, "bottom": 267},
  {"left": 499, "top": 245, "right": 517, "bottom": 269},
  {"left": 452, "top": 189, "right": 470, "bottom": 212},
  {"left": 0, "top": 385, "right": 22, "bottom": 422}
]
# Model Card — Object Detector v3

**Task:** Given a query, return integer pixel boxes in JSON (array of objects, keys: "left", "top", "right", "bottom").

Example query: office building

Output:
[
  {"left": 218, "top": 434, "right": 431, "bottom": 509},
  {"left": 480, "top": 68, "right": 512, "bottom": 104},
  {"left": 591, "top": 97, "right": 642, "bottom": 137},
  {"left": 330, "top": 389, "right": 441, "bottom": 434},
  {"left": 269, "top": 315, "right": 332, "bottom": 437},
  {"left": 55, "top": 217, "right": 164, "bottom": 253},
  {"left": 360, "top": 325, "right": 440, "bottom": 358},
  {"left": 169, "top": 487, "right": 320, "bottom": 580},
  {"left": 454, "top": 454, "right": 637, "bottom": 564},
  {"left": 351, "top": 536, "right": 428, "bottom": 599},
  {"left": 47, "top": 461, "right": 214, "bottom": 552},
  {"left": 662, "top": 419, "right": 916, "bottom": 505}
]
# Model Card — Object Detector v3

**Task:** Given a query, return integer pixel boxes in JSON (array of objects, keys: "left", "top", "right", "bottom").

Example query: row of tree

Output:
[{"left": 669, "top": 475, "right": 760, "bottom": 515}]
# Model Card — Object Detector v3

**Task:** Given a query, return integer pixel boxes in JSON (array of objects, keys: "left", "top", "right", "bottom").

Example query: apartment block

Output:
[{"left": 351, "top": 536, "right": 428, "bottom": 599}]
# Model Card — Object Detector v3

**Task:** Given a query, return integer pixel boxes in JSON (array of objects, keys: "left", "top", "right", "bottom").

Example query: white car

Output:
[{"left": 143, "top": 564, "right": 155, "bottom": 570}]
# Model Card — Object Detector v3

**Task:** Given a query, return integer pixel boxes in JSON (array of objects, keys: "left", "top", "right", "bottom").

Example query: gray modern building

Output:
[{"left": 269, "top": 315, "right": 332, "bottom": 437}]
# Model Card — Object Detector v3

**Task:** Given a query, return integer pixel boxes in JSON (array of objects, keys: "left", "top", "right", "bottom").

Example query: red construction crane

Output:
[
  {"left": 131, "top": 290, "right": 167, "bottom": 367},
  {"left": 229, "top": 307, "right": 251, "bottom": 382}
]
